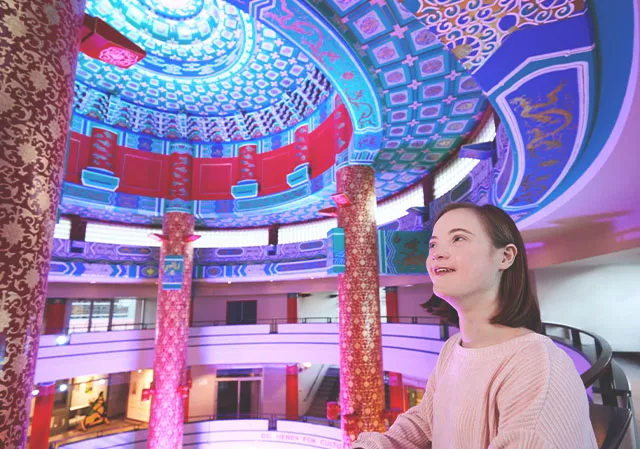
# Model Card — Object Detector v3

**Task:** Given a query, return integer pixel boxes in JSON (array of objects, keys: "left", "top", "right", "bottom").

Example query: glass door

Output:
[
  {"left": 89, "top": 300, "right": 112, "bottom": 332},
  {"left": 216, "top": 379, "right": 260, "bottom": 419}
]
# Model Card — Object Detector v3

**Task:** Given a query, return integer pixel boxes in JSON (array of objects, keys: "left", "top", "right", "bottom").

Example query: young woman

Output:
[{"left": 353, "top": 203, "right": 597, "bottom": 449}]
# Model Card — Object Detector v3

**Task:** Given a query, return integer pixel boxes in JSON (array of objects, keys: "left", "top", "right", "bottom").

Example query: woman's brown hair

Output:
[{"left": 421, "top": 202, "right": 541, "bottom": 332}]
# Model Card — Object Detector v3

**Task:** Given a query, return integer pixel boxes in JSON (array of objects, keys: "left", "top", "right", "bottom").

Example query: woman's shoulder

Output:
[{"left": 503, "top": 333, "right": 585, "bottom": 387}]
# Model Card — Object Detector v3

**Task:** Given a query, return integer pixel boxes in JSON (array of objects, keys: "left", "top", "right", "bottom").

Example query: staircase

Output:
[{"left": 306, "top": 367, "right": 340, "bottom": 418}]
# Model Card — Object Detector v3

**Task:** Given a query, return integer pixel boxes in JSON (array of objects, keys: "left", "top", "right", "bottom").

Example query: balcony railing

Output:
[{"left": 44, "top": 318, "right": 636, "bottom": 449}]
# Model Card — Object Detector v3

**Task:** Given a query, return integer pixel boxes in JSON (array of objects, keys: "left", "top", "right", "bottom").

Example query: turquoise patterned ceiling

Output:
[
  {"left": 80, "top": 0, "right": 329, "bottom": 117},
  {"left": 305, "top": 0, "right": 488, "bottom": 198}
]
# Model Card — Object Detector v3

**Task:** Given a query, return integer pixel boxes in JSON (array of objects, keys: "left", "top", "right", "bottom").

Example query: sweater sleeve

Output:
[
  {"left": 350, "top": 334, "right": 462, "bottom": 449},
  {"left": 351, "top": 374, "right": 434, "bottom": 449},
  {"left": 488, "top": 341, "right": 597, "bottom": 449}
]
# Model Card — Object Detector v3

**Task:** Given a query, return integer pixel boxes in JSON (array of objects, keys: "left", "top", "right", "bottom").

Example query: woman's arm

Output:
[{"left": 351, "top": 376, "right": 434, "bottom": 449}]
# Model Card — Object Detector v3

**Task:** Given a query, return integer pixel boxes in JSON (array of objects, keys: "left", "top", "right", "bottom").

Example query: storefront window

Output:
[
  {"left": 67, "top": 298, "right": 147, "bottom": 332},
  {"left": 111, "top": 299, "right": 138, "bottom": 330},
  {"left": 69, "top": 301, "right": 91, "bottom": 333},
  {"left": 90, "top": 301, "right": 111, "bottom": 332}
]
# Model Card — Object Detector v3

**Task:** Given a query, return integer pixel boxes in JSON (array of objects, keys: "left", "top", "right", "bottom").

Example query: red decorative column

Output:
[
  {"left": 287, "top": 293, "right": 298, "bottom": 324},
  {"left": 286, "top": 365, "right": 299, "bottom": 421},
  {"left": 28, "top": 383, "right": 56, "bottom": 449},
  {"left": 0, "top": 2, "right": 85, "bottom": 447},
  {"left": 43, "top": 299, "right": 66, "bottom": 335},
  {"left": 148, "top": 212, "right": 196, "bottom": 449},
  {"left": 336, "top": 165, "right": 385, "bottom": 447},
  {"left": 385, "top": 287, "right": 399, "bottom": 323}
]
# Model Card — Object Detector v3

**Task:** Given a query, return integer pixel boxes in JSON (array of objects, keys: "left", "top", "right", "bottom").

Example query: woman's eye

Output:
[
  {"left": 428, "top": 242, "right": 436, "bottom": 249},
  {"left": 453, "top": 235, "right": 465, "bottom": 242}
]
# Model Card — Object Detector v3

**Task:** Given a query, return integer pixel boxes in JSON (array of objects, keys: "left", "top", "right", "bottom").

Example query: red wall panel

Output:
[
  {"left": 192, "top": 159, "right": 237, "bottom": 200},
  {"left": 114, "top": 148, "right": 170, "bottom": 197},
  {"left": 64, "top": 133, "right": 90, "bottom": 184},
  {"left": 311, "top": 111, "right": 340, "bottom": 178},
  {"left": 64, "top": 107, "right": 350, "bottom": 200},
  {"left": 260, "top": 147, "right": 294, "bottom": 195}
]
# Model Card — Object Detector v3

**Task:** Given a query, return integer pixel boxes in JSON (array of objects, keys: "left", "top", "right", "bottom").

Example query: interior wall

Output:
[
  {"left": 126, "top": 369, "right": 153, "bottom": 422},
  {"left": 261, "top": 365, "right": 286, "bottom": 416},
  {"left": 192, "top": 294, "right": 287, "bottom": 324},
  {"left": 47, "top": 283, "right": 158, "bottom": 299},
  {"left": 298, "top": 293, "right": 338, "bottom": 320},
  {"left": 534, "top": 263, "right": 640, "bottom": 352},
  {"left": 397, "top": 283, "right": 434, "bottom": 319},
  {"left": 188, "top": 365, "right": 217, "bottom": 419}
]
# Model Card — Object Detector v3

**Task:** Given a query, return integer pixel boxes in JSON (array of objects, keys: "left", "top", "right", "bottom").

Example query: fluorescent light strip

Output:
[
  {"left": 53, "top": 218, "right": 71, "bottom": 240},
  {"left": 376, "top": 183, "right": 424, "bottom": 226},
  {"left": 194, "top": 229, "right": 269, "bottom": 248},
  {"left": 278, "top": 218, "right": 337, "bottom": 245},
  {"left": 85, "top": 222, "right": 162, "bottom": 247},
  {"left": 433, "top": 157, "right": 481, "bottom": 199}
]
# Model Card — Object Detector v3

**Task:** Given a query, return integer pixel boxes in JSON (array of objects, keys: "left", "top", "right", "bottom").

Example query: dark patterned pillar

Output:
[
  {"left": 0, "top": 1, "right": 85, "bottom": 447},
  {"left": 148, "top": 212, "right": 195, "bottom": 449},
  {"left": 336, "top": 165, "right": 385, "bottom": 447}
]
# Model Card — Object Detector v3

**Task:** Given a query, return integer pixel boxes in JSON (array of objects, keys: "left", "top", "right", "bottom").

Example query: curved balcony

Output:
[
  {"left": 37, "top": 319, "right": 591, "bottom": 387},
  {"left": 37, "top": 318, "right": 449, "bottom": 383},
  {"left": 56, "top": 419, "right": 341, "bottom": 449},
  {"left": 42, "top": 319, "right": 637, "bottom": 449}
]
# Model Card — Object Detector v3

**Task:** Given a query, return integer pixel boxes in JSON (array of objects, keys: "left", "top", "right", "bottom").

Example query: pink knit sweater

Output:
[{"left": 353, "top": 333, "right": 598, "bottom": 449}]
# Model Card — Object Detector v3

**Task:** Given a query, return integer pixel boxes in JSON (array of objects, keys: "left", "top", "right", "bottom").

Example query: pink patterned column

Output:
[
  {"left": 336, "top": 165, "right": 385, "bottom": 447},
  {"left": 148, "top": 212, "right": 195, "bottom": 449},
  {"left": 0, "top": 1, "right": 85, "bottom": 447}
]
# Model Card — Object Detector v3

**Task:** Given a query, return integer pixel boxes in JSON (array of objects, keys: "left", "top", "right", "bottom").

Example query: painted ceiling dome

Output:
[
  {"left": 64, "top": 0, "right": 493, "bottom": 228},
  {"left": 77, "top": 0, "right": 333, "bottom": 139}
]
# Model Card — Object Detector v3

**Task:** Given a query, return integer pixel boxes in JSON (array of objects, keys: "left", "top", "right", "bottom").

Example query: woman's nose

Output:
[{"left": 430, "top": 248, "right": 448, "bottom": 260}]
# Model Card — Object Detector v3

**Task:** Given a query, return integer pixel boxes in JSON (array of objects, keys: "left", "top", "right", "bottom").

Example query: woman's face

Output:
[{"left": 427, "top": 208, "right": 507, "bottom": 303}]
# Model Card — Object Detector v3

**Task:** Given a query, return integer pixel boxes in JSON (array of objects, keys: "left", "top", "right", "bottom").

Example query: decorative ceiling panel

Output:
[{"left": 305, "top": 0, "right": 488, "bottom": 199}]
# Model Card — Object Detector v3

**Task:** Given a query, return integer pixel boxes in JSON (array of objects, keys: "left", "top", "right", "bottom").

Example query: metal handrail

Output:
[
  {"left": 54, "top": 315, "right": 444, "bottom": 335},
  {"left": 541, "top": 322, "right": 617, "bottom": 407},
  {"left": 51, "top": 414, "right": 338, "bottom": 448},
  {"left": 50, "top": 318, "right": 622, "bottom": 409}
]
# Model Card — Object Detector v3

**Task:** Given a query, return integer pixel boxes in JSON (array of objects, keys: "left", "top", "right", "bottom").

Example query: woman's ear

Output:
[{"left": 500, "top": 244, "right": 517, "bottom": 270}]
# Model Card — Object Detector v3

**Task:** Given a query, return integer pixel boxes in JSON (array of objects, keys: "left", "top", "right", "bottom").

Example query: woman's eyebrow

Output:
[{"left": 449, "top": 228, "right": 473, "bottom": 235}]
